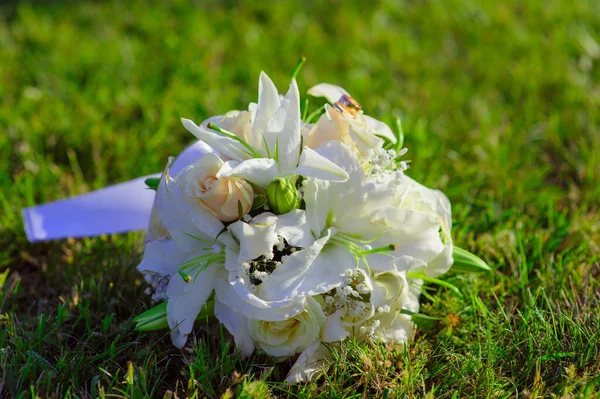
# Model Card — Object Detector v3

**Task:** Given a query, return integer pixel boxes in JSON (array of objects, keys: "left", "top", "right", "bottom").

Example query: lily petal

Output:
[
  {"left": 293, "top": 146, "right": 349, "bottom": 182},
  {"left": 302, "top": 108, "right": 342, "bottom": 149},
  {"left": 215, "top": 273, "right": 307, "bottom": 321},
  {"left": 228, "top": 213, "right": 279, "bottom": 262},
  {"left": 218, "top": 157, "right": 279, "bottom": 188},
  {"left": 154, "top": 158, "right": 216, "bottom": 251},
  {"left": 275, "top": 209, "right": 314, "bottom": 248},
  {"left": 137, "top": 238, "right": 189, "bottom": 277},
  {"left": 286, "top": 342, "right": 331, "bottom": 384},
  {"left": 364, "top": 115, "right": 397, "bottom": 144},
  {"left": 166, "top": 263, "right": 218, "bottom": 345},
  {"left": 214, "top": 300, "right": 255, "bottom": 357},
  {"left": 252, "top": 71, "right": 281, "bottom": 148},
  {"left": 260, "top": 229, "right": 354, "bottom": 301},
  {"left": 347, "top": 123, "right": 385, "bottom": 154},
  {"left": 264, "top": 79, "right": 302, "bottom": 171},
  {"left": 181, "top": 117, "right": 253, "bottom": 161},
  {"left": 307, "top": 83, "right": 349, "bottom": 104}
]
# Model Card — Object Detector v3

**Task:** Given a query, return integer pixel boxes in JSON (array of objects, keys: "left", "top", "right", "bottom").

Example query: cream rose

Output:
[
  {"left": 176, "top": 153, "right": 254, "bottom": 222},
  {"left": 248, "top": 297, "right": 325, "bottom": 357}
]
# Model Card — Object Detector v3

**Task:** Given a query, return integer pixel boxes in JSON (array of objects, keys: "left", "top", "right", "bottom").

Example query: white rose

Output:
[
  {"left": 248, "top": 297, "right": 325, "bottom": 357},
  {"left": 372, "top": 269, "right": 408, "bottom": 310},
  {"left": 395, "top": 175, "right": 454, "bottom": 277},
  {"left": 176, "top": 153, "right": 254, "bottom": 222}
]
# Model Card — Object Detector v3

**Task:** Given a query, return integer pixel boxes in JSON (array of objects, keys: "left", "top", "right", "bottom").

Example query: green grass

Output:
[{"left": 1, "top": 0, "right": 599, "bottom": 397}]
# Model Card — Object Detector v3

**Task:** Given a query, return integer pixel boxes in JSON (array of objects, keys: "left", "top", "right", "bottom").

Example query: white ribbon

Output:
[{"left": 22, "top": 141, "right": 213, "bottom": 242}]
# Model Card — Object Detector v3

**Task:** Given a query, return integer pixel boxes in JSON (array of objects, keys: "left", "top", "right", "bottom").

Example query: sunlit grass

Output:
[{"left": 1, "top": 0, "right": 599, "bottom": 397}]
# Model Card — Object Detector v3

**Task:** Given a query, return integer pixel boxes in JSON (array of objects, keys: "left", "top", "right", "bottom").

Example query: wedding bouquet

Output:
[{"left": 132, "top": 65, "right": 489, "bottom": 383}]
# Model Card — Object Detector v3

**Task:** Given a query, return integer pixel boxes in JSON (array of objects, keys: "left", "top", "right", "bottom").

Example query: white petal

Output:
[
  {"left": 322, "top": 309, "right": 349, "bottom": 342},
  {"left": 364, "top": 115, "right": 397, "bottom": 144},
  {"left": 301, "top": 179, "right": 332, "bottom": 237},
  {"left": 166, "top": 263, "right": 218, "bottom": 336},
  {"left": 302, "top": 110, "right": 342, "bottom": 149},
  {"left": 419, "top": 243, "right": 454, "bottom": 277},
  {"left": 214, "top": 274, "right": 306, "bottom": 321},
  {"left": 170, "top": 140, "right": 214, "bottom": 176},
  {"left": 264, "top": 79, "right": 302, "bottom": 171},
  {"left": 170, "top": 329, "right": 188, "bottom": 349},
  {"left": 167, "top": 176, "right": 227, "bottom": 243},
  {"left": 347, "top": 122, "right": 384, "bottom": 153},
  {"left": 307, "top": 83, "right": 349, "bottom": 104},
  {"left": 181, "top": 117, "right": 252, "bottom": 161},
  {"left": 373, "top": 208, "right": 446, "bottom": 265},
  {"left": 260, "top": 230, "right": 353, "bottom": 301},
  {"left": 214, "top": 300, "right": 255, "bottom": 357},
  {"left": 293, "top": 146, "right": 349, "bottom": 182},
  {"left": 312, "top": 140, "right": 364, "bottom": 181},
  {"left": 154, "top": 159, "right": 216, "bottom": 251},
  {"left": 404, "top": 279, "right": 423, "bottom": 313},
  {"left": 373, "top": 311, "right": 414, "bottom": 345},
  {"left": 175, "top": 152, "right": 223, "bottom": 181},
  {"left": 228, "top": 215, "right": 279, "bottom": 262},
  {"left": 218, "top": 157, "right": 279, "bottom": 188},
  {"left": 285, "top": 342, "right": 330, "bottom": 384},
  {"left": 252, "top": 72, "right": 281, "bottom": 146},
  {"left": 275, "top": 209, "right": 314, "bottom": 248},
  {"left": 137, "top": 238, "right": 189, "bottom": 277},
  {"left": 224, "top": 247, "right": 241, "bottom": 273}
]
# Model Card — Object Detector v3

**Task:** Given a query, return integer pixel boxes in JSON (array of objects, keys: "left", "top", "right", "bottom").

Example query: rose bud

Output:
[
  {"left": 199, "top": 176, "right": 254, "bottom": 222},
  {"left": 177, "top": 153, "right": 254, "bottom": 222}
]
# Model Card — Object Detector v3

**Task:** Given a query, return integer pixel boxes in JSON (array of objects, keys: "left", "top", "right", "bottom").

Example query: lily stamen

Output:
[
  {"left": 357, "top": 243, "right": 396, "bottom": 255},
  {"left": 178, "top": 270, "right": 192, "bottom": 283}
]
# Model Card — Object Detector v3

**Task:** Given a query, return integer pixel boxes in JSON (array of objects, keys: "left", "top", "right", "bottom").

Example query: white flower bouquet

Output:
[{"left": 133, "top": 64, "right": 489, "bottom": 383}]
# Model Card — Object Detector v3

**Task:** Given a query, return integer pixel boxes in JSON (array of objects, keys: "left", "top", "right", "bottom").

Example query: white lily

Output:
[
  {"left": 181, "top": 72, "right": 349, "bottom": 188},
  {"left": 138, "top": 156, "right": 244, "bottom": 347},
  {"left": 303, "top": 141, "right": 450, "bottom": 273},
  {"left": 219, "top": 211, "right": 324, "bottom": 322}
]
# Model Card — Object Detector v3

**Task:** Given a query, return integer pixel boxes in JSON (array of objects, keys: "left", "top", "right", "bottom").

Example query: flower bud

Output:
[
  {"left": 266, "top": 178, "right": 300, "bottom": 215},
  {"left": 199, "top": 176, "right": 254, "bottom": 222},
  {"left": 176, "top": 153, "right": 254, "bottom": 222}
]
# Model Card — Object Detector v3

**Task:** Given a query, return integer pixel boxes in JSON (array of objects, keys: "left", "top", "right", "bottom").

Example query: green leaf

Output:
[
  {"left": 400, "top": 309, "right": 442, "bottom": 329},
  {"left": 451, "top": 247, "right": 492, "bottom": 273},
  {"left": 393, "top": 117, "right": 404, "bottom": 152},
  {"left": 133, "top": 300, "right": 215, "bottom": 332},
  {"left": 406, "top": 271, "right": 463, "bottom": 297},
  {"left": 0, "top": 268, "right": 9, "bottom": 288},
  {"left": 144, "top": 178, "right": 160, "bottom": 190},
  {"left": 133, "top": 302, "right": 169, "bottom": 331},
  {"left": 251, "top": 194, "right": 267, "bottom": 210}
]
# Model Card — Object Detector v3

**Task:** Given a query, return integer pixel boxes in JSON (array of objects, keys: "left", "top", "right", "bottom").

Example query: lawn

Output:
[{"left": 1, "top": 0, "right": 599, "bottom": 397}]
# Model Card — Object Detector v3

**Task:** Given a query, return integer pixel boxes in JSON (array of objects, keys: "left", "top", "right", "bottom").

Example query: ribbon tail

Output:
[
  {"left": 22, "top": 140, "right": 214, "bottom": 243},
  {"left": 22, "top": 174, "right": 160, "bottom": 242}
]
